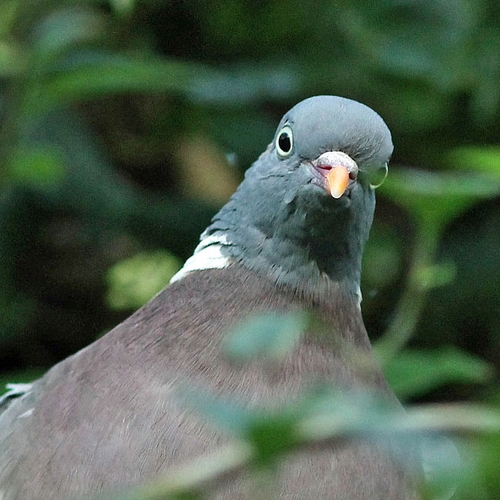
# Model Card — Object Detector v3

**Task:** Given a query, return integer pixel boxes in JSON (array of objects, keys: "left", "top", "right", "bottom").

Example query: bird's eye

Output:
[
  {"left": 369, "top": 163, "right": 388, "bottom": 189},
  {"left": 276, "top": 125, "right": 293, "bottom": 158}
]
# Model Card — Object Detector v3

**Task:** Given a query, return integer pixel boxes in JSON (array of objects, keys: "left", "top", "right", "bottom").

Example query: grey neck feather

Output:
[{"left": 202, "top": 149, "right": 375, "bottom": 303}]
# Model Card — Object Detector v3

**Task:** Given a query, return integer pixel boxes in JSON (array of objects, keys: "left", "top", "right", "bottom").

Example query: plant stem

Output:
[{"left": 375, "top": 219, "right": 441, "bottom": 364}]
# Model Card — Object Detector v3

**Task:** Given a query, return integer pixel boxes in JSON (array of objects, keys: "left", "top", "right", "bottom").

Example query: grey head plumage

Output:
[{"left": 183, "top": 96, "right": 393, "bottom": 301}]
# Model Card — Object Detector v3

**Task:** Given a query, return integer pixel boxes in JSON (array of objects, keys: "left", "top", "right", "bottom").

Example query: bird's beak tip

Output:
[{"left": 326, "top": 165, "right": 350, "bottom": 198}]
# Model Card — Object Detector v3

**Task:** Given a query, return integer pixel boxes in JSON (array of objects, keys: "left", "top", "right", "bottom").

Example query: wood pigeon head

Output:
[{"left": 175, "top": 95, "right": 393, "bottom": 301}]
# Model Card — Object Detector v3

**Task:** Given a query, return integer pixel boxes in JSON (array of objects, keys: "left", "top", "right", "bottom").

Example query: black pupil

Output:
[{"left": 278, "top": 132, "right": 291, "bottom": 153}]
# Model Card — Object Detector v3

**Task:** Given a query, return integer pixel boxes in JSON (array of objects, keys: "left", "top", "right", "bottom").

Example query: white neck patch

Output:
[
  {"left": 169, "top": 234, "right": 363, "bottom": 307},
  {"left": 169, "top": 233, "right": 232, "bottom": 283}
]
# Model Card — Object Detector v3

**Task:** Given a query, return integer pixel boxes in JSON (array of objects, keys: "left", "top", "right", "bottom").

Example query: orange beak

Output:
[{"left": 326, "top": 165, "right": 350, "bottom": 199}]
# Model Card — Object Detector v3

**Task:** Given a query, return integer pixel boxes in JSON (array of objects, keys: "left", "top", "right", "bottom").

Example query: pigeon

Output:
[{"left": 0, "top": 96, "right": 418, "bottom": 499}]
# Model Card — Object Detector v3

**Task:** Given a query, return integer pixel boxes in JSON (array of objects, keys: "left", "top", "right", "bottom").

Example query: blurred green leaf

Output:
[
  {"left": 247, "top": 412, "right": 298, "bottom": 468},
  {"left": 32, "top": 6, "right": 107, "bottom": 60},
  {"left": 0, "top": 40, "right": 26, "bottom": 77},
  {"left": 106, "top": 250, "right": 181, "bottom": 311},
  {"left": 6, "top": 147, "right": 65, "bottom": 187},
  {"left": 454, "top": 431, "right": 500, "bottom": 500},
  {"left": 381, "top": 167, "right": 500, "bottom": 231},
  {"left": 23, "top": 55, "right": 300, "bottom": 118},
  {"left": 420, "top": 435, "right": 462, "bottom": 500},
  {"left": 415, "top": 261, "right": 456, "bottom": 291},
  {"left": 177, "top": 386, "right": 254, "bottom": 435},
  {"left": 24, "top": 54, "right": 208, "bottom": 116},
  {"left": 383, "top": 347, "right": 494, "bottom": 400},
  {"left": 108, "top": 0, "right": 136, "bottom": 18},
  {"left": 447, "top": 146, "right": 500, "bottom": 180},
  {"left": 189, "top": 62, "right": 300, "bottom": 104},
  {"left": 0, "top": 0, "right": 18, "bottom": 37},
  {"left": 223, "top": 312, "right": 308, "bottom": 363}
]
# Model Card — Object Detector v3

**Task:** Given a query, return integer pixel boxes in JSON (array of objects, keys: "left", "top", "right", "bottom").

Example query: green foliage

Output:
[
  {"left": 375, "top": 166, "right": 500, "bottom": 363},
  {"left": 6, "top": 146, "right": 66, "bottom": 187},
  {"left": 106, "top": 250, "right": 181, "bottom": 310},
  {"left": 223, "top": 311, "right": 307, "bottom": 363},
  {"left": 447, "top": 146, "right": 500, "bottom": 180},
  {"left": 380, "top": 168, "right": 500, "bottom": 233},
  {"left": 383, "top": 347, "right": 494, "bottom": 400}
]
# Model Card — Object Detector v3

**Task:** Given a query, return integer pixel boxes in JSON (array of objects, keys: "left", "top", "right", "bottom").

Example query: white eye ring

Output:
[
  {"left": 370, "top": 163, "right": 388, "bottom": 189},
  {"left": 275, "top": 125, "right": 293, "bottom": 158}
]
